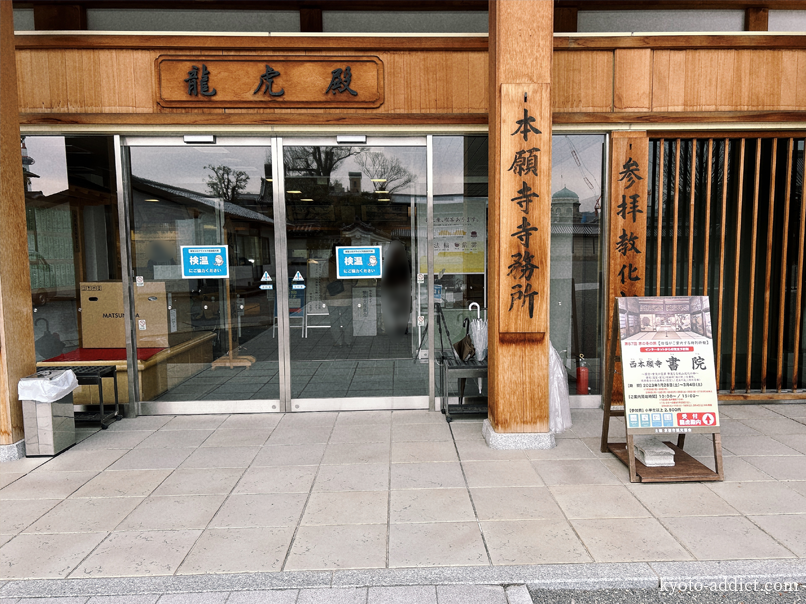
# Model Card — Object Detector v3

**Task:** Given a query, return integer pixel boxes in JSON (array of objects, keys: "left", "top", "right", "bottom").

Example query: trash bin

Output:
[{"left": 18, "top": 369, "right": 79, "bottom": 456}]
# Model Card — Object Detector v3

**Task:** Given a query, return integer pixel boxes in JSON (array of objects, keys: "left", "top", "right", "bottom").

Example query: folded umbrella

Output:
[{"left": 468, "top": 317, "right": 488, "bottom": 392}]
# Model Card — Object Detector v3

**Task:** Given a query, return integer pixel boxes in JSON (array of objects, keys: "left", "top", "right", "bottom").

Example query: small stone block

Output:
[{"left": 482, "top": 419, "right": 556, "bottom": 450}]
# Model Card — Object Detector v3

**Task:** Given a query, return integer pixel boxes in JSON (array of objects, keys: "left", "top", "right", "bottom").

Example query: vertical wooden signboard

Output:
[
  {"left": 498, "top": 84, "right": 550, "bottom": 336},
  {"left": 606, "top": 132, "right": 649, "bottom": 407}
]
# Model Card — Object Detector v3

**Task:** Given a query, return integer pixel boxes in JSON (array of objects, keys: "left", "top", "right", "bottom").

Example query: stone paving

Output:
[{"left": 0, "top": 405, "right": 805, "bottom": 591}]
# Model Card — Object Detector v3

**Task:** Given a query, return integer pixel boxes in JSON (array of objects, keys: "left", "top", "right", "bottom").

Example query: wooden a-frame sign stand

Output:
[{"left": 600, "top": 305, "right": 724, "bottom": 483}]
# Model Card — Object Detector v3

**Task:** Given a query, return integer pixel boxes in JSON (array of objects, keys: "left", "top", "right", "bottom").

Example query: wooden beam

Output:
[
  {"left": 33, "top": 3, "right": 86, "bottom": 30},
  {"left": 715, "top": 138, "right": 729, "bottom": 387},
  {"left": 557, "top": 1, "right": 803, "bottom": 9},
  {"left": 719, "top": 391, "right": 806, "bottom": 401},
  {"left": 15, "top": 34, "right": 489, "bottom": 51},
  {"left": 760, "top": 138, "right": 777, "bottom": 392},
  {"left": 656, "top": 139, "right": 664, "bottom": 296},
  {"left": 15, "top": 0, "right": 798, "bottom": 10},
  {"left": 554, "top": 112, "right": 806, "bottom": 124},
  {"left": 686, "top": 139, "right": 697, "bottom": 296},
  {"left": 745, "top": 7, "right": 769, "bottom": 31},
  {"left": 17, "top": 33, "right": 806, "bottom": 51},
  {"left": 729, "top": 140, "right": 746, "bottom": 393},
  {"left": 775, "top": 139, "right": 793, "bottom": 392},
  {"left": 488, "top": 0, "right": 553, "bottom": 434},
  {"left": 19, "top": 112, "right": 806, "bottom": 127},
  {"left": 0, "top": 1, "right": 37, "bottom": 447},
  {"left": 702, "top": 139, "right": 713, "bottom": 293},
  {"left": 19, "top": 113, "right": 490, "bottom": 125},
  {"left": 299, "top": 7, "right": 323, "bottom": 33},
  {"left": 554, "top": 7, "right": 578, "bottom": 33},
  {"left": 553, "top": 35, "right": 806, "bottom": 50},
  {"left": 16, "top": 0, "right": 490, "bottom": 10},
  {"left": 745, "top": 139, "right": 762, "bottom": 392},
  {"left": 792, "top": 137, "right": 806, "bottom": 392}
]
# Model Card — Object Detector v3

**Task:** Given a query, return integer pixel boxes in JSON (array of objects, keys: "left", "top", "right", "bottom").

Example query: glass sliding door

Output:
[
  {"left": 280, "top": 138, "right": 429, "bottom": 410},
  {"left": 550, "top": 134, "right": 606, "bottom": 397},
  {"left": 431, "top": 136, "right": 489, "bottom": 407},
  {"left": 126, "top": 139, "right": 281, "bottom": 411},
  {"left": 25, "top": 135, "right": 125, "bottom": 408}
]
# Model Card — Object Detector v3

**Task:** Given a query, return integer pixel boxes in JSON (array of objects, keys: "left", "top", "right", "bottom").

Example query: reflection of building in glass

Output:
[{"left": 550, "top": 186, "right": 602, "bottom": 393}]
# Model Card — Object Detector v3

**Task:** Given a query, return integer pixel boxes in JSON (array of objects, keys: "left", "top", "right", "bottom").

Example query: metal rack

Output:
[
  {"left": 59, "top": 366, "right": 121, "bottom": 429},
  {"left": 416, "top": 303, "right": 488, "bottom": 422}
]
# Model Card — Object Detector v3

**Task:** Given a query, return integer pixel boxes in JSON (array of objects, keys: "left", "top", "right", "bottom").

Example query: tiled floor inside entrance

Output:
[
  {"left": 153, "top": 328, "right": 430, "bottom": 401},
  {"left": 1, "top": 405, "right": 806, "bottom": 579}
]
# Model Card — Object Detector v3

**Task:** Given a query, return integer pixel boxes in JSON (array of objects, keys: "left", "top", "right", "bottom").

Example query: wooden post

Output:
[
  {"left": 488, "top": 0, "right": 553, "bottom": 434},
  {"left": 33, "top": 4, "right": 87, "bottom": 30},
  {"left": 745, "top": 7, "right": 769, "bottom": 31},
  {"left": 0, "top": 1, "right": 37, "bottom": 450},
  {"left": 604, "top": 132, "right": 649, "bottom": 407}
]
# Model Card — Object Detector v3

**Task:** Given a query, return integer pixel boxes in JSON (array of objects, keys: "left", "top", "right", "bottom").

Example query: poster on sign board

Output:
[{"left": 617, "top": 296, "right": 719, "bottom": 435}]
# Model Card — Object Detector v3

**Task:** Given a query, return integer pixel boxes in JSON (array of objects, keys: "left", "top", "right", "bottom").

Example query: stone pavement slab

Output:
[
  {"left": 367, "top": 585, "right": 436, "bottom": 604},
  {"left": 1, "top": 406, "right": 806, "bottom": 595}
]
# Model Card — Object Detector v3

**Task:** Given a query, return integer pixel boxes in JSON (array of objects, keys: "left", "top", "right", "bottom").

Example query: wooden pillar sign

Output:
[
  {"left": 498, "top": 85, "right": 550, "bottom": 336},
  {"left": 606, "top": 132, "right": 649, "bottom": 407},
  {"left": 488, "top": 0, "right": 553, "bottom": 434}
]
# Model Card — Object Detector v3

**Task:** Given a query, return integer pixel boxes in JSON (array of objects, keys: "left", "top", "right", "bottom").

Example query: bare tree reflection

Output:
[
  {"left": 205, "top": 164, "right": 249, "bottom": 203},
  {"left": 354, "top": 151, "right": 415, "bottom": 195}
]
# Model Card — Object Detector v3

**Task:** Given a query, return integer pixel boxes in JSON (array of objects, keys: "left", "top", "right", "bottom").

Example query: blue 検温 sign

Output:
[
  {"left": 335, "top": 246, "right": 383, "bottom": 279},
  {"left": 181, "top": 245, "right": 229, "bottom": 279}
]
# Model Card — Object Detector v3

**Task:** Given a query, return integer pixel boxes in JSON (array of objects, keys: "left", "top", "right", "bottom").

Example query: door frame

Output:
[
  {"left": 119, "top": 134, "right": 436, "bottom": 414},
  {"left": 279, "top": 135, "right": 434, "bottom": 412},
  {"left": 121, "top": 135, "right": 286, "bottom": 415}
]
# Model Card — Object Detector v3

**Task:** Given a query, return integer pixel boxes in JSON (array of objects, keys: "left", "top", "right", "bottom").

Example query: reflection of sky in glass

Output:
[
  {"left": 130, "top": 147, "right": 271, "bottom": 196},
  {"left": 128, "top": 137, "right": 603, "bottom": 210},
  {"left": 24, "top": 136, "right": 68, "bottom": 197},
  {"left": 285, "top": 146, "right": 426, "bottom": 196},
  {"left": 433, "top": 137, "right": 470, "bottom": 197}
]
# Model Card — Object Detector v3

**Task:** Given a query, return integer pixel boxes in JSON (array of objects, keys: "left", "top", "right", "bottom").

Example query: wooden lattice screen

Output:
[{"left": 646, "top": 136, "right": 806, "bottom": 400}]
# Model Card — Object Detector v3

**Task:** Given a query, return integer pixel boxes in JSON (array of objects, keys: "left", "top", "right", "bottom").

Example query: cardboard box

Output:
[
  {"left": 80, "top": 281, "right": 183, "bottom": 349},
  {"left": 134, "top": 282, "right": 171, "bottom": 348},
  {"left": 80, "top": 282, "right": 126, "bottom": 348}
]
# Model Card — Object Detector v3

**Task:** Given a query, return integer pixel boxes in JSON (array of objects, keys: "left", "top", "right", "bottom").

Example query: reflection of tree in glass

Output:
[
  {"left": 205, "top": 164, "right": 249, "bottom": 203},
  {"left": 354, "top": 151, "right": 414, "bottom": 195},
  {"left": 283, "top": 147, "right": 363, "bottom": 196},
  {"left": 284, "top": 147, "right": 362, "bottom": 178}
]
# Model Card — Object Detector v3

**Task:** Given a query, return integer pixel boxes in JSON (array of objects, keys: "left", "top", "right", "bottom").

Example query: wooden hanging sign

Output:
[
  {"left": 606, "top": 132, "right": 649, "bottom": 405},
  {"left": 157, "top": 55, "right": 384, "bottom": 108},
  {"left": 497, "top": 83, "right": 550, "bottom": 336},
  {"left": 600, "top": 296, "right": 724, "bottom": 483}
]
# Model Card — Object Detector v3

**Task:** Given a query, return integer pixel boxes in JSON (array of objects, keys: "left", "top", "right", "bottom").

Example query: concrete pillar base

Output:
[
  {"left": 0, "top": 439, "right": 26, "bottom": 462},
  {"left": 482, "top": 419, "right": 556, "bottom": 450}
]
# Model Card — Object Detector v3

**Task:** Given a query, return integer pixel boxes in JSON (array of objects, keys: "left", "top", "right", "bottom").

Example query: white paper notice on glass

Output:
[{"left": 617, "top": 296, "right": 719, "bottom": 435}]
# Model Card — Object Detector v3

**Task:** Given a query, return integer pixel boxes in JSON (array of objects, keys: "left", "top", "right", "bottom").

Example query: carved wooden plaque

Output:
[
  {"left": 497, "top": 83, "right": 550, "bottom": 335},
  {"left": 606, "top": 132, "right": 649, "bottom": 405},
  {"left": 157, "top": 55, "right": 384, "bottom": 108}
]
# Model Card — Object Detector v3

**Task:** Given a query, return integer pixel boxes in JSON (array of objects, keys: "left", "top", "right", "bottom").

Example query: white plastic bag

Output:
[
  {"left": 18, "top": 369, "right": 79, "bottom": 403},
  {"left": 549, "top": 344, "right": 573, "bottom": 434}
]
